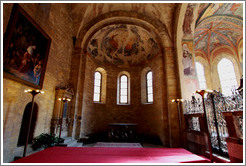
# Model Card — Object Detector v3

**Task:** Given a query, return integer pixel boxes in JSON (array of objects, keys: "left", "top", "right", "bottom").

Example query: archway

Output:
[{"left": 17, "top": 102, "right": 38, "bottom": 146}]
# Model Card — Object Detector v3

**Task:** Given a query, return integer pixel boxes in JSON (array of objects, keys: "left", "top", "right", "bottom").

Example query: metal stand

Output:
[
  {"left": 172, "top": 99, "right": 184, "bottom": 147},
  {"left": 23, "top": 89, "right": 44, "bottom": 157}
]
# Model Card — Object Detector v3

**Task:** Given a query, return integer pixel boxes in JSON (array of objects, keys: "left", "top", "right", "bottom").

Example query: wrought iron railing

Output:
[
  {"left": 184, "top": 96, "right": 203, "bottom": 114},
  {"left": 205, "top": 93, "right": 228, "bottom": 155},
  {"left": 184, "top": 88, "right": 243, "bottom": 157}
]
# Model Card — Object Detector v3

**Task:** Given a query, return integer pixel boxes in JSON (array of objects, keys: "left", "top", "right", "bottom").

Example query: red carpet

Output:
[
  {"left": 94, "top": 142, "right": 142, "bottom": 147},
  {"left": 12, "top": 147, "right": 211, "bottom": 163}
]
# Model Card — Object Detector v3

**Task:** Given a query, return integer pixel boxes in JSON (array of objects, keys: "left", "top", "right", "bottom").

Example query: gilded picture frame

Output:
[{"left": 3, "top": 4, "right": 51, "bottom": 89}]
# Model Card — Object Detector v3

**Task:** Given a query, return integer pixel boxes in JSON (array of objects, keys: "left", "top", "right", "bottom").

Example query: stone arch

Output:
[
  {"left": 176, "top": 3, "right": 200, "bottom": 99},
  {"left": 17, "top": 102, "right": 38, "bottom": 146},
  {"left": 75, "top": 11, "right": 172, "bottom": 54},
  {"left": 237, "top": 39, "right": 243, "bottom": 72},
  {"left": 195, "top": 50, "right": 209, "bottom": 62},
  {"left": 211, "top": 45, "right": 242, "bottom": 75},
  {"left": 72, "top": 7, "right": 180, "bottom": 147}
]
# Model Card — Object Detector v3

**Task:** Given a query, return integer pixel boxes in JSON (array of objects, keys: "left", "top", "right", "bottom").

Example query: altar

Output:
[{"left": 108, "top": 123, "right": 138, "bottom": 142}]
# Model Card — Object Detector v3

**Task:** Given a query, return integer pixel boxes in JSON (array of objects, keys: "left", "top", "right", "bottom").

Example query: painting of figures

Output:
[{"left": 3, "top": 4, "right": 51, "bottom": 89}]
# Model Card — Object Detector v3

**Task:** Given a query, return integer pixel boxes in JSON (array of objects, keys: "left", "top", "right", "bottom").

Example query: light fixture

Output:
[
  {"left": 171, "top": 98, "right": 184, "bottom": 147},
  {"left": 172, "top": 99, "right": 184, "bottom": 103}
]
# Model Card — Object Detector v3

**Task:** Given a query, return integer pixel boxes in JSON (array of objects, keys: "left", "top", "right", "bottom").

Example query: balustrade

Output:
[{"left": 183, "top": 88, "right": 243, "bottom": 161}]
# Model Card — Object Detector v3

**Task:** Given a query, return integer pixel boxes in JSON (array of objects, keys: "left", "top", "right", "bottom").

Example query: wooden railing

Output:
[{"left": 222, "top": 111, "right": 243, "bottom": 163}]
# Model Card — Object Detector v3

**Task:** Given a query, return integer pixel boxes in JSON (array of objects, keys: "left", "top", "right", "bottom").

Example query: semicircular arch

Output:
[{"left": 75, "top": 11, "right": 172, "bottom": 53}]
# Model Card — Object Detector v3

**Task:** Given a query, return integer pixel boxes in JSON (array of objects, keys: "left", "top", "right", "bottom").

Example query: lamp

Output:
[
  {"left": 58, "top": 97, "right": 71, "bottom": 141},
  {"left": 23, "top": 89, "right": 44, "bottom": 157},
  {"left": 195, "top": 89, "right": 213, "bottom": 162},
  {"left": 172, "top": 99, "right": 184, "bottom": 147}
]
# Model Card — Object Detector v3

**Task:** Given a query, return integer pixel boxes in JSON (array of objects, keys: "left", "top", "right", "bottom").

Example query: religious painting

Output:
[
  {"left": 197, "top": 3, "right": 243, "bottom": 24},
  {"left": 194, "top": 6, "right": 243, "bottom": 60},
  {"left": 182, "top": 41, "right": 196, "bottom": 77},
  {"left": 182, "top": 4, "right": 195, "bottom": 36},
  {"left": 3, "top": 4, "right": 51, "bottom": 89},
  {"left": 87, "top": 24, "right": 160, "bottom": 66}
]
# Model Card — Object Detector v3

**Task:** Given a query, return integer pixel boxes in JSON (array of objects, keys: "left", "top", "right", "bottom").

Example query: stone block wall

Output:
[
  {"left": 3, "top": 3, "right": 73, "bottom": 163},
  {"left": 80, "top": 54, "right": 167, "bottom": 145}
]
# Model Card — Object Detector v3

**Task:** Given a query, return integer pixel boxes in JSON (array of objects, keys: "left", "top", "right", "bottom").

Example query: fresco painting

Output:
[
  {"left": 197, "top": 3, "right": 243, "bottom": 24},
  {"left": 87, "top": 24, "right": 160, "bottom": 66},
  {"left": 182, "top": 4, "right": 195, "bottom": 36},
  {"left": 194, "top": 6, "right": 243, "bottom": 60},
  {"left": 182, "top": 41, "right": 196, "bottom": 77}
]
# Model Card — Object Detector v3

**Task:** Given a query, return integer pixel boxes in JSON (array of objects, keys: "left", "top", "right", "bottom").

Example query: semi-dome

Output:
[{"left": 87, "top": 24, "right": 160, "bottom": 66}]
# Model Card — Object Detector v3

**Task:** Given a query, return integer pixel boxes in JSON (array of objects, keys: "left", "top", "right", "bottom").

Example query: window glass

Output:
[
  {"left": 147, "top": 71, "right": 153, "bottom": 103},
  {"left": 93, "top": 71, "right": 102, "bottom": 102},
  {"left": 119, "top": 75, "right": 128, "bottom": 104},
  {"left": 217, "top": 58, "right": 238, "bottom": 96},
  {"left": 195, "top": 62, "right": 207, "bottom": 90}
]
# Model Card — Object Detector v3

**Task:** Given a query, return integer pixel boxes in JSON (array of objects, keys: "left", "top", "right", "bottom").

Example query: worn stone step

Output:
[{"left": 61, "top": 137, "right": 82, "bottom": 147}]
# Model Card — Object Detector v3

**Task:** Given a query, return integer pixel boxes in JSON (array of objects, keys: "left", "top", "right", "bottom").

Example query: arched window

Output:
[
  {"left": 146, "top": 71, "right": 153, "bottom": 103},
  {"left": 217, "top": 58, "right": 238, "bottom": 96},
  {"left": 93, "top": 71, "right": 102, "bottom": 102},
  {"left": 195, "top": 62, "right": 207, "bottom": 90},
  {"left": 119, "top": 75, "right": 128, "bottom": 104}
]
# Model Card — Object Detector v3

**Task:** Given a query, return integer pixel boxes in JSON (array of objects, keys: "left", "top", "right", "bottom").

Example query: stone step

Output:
[
  {"left": 63, "top": 137, "right": 73, "bottom": 144},
  {"left": 62, "top": 137, "right": 82, "bottom": 147},
  {"left": 67, "top": 140, "right": 80, "bottom": 147}
]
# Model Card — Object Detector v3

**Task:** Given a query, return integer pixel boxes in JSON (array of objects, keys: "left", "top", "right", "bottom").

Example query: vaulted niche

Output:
[{"left": 81, "top": 23, "right": 166, "bottom": 145}]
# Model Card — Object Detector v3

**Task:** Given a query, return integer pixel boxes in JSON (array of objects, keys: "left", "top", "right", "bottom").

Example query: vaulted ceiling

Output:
[
  {"left": 87, "top": 24, "right": 160, "bottom": 66},
  {"left": 70, "top": 3, "right": 177, "bottom": 39},
  {"left": 194, "top": 3, "right": 243, "bottom": 62},
  {"left": 69, "top": 3, "right": 243, "bottom": 66},
  {"left": 70, "top": 3, "right": 178, "bottom": 66}
]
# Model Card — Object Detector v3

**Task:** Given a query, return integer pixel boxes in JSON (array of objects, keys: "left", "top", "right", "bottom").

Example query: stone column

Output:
[
  {"left": 164, "top": 47, "right": 183, "bottom": 148},
  {"left": 69, "top": 47, "right": 87, "bottom": 140}
]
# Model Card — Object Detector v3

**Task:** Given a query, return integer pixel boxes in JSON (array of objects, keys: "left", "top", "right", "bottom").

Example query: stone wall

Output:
[
  {"left": 80, "top": 54, "right": 167, "bottom": 144},
  {"left": 3, "top": 3, "right": 73, "bottom": 163}
]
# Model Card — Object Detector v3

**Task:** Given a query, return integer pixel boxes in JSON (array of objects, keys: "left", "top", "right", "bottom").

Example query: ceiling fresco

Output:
[
  {"left": 71, "top": 3, "right": 177, "bottom": 41},
  {"left": 194, "top": 3, "right": 243, "bottom": 62},
  {"left": 196, "top": 3, "right": 243, "bottom": 25},
  {"left": 87, "top": 24, "right": 160, "bottom": 66}
]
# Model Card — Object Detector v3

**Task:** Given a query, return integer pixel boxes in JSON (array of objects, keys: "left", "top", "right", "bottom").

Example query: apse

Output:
[{"left": 87, "top": 24, "right": 160, "bottom": 67}]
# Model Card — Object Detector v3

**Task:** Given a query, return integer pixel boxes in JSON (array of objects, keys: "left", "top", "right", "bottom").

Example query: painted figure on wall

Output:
[
  {"left": 183, "top": 4, "right": 195, "bottom": 35},
  {"left": 87, "top": 24, "right": 160, "bottom": 66},
  {"left": 182, "top": 43, "right": 194, "bottom": 76}
]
